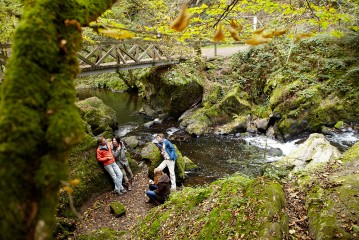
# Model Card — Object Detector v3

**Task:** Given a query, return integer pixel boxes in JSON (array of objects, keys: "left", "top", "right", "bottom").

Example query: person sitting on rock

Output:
[
  {"left": 111, "top": 137, "right": 134, "bottom": 191},
  {"left": 145, "top": 169, "right": 171, "bottom": 204},
  {"left": 96, "top": 136, "right": 127, "bottom": 195}
]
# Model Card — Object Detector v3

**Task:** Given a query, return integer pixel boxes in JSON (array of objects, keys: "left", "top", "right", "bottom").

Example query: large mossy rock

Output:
[
  {"left": 139, "top": 62, "right": 203, "bottom": 118},
  {"left": 76, "top": 97, "right": 118, "bottom": 138},
  {"left": 180, "top": 84, "right": 252, "bottom": 136},
  {"left": 297, "top": 142, "right": 359, "bottom": 239},
  {"left": 277, "top": 133, "right": 341, "bottom": 171},
  {"left": 140, "top": 142, "right": 185, "bottom": 184},
  {"left": 131, "top": 174, "right": 288, "bottom": 239}
]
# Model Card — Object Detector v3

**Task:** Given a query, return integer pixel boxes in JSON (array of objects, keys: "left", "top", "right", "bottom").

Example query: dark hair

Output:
[
  {"left": 115, "top": 136, "right": 123, "bottom": 147},
  {"left": 157, "top": 133, "right": 165, "bottom": 138}
]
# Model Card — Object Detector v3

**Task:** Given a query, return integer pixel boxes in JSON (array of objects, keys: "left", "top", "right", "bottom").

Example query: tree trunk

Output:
[{"left": 0, "top": 0, "right": 117, "bottom": 239}]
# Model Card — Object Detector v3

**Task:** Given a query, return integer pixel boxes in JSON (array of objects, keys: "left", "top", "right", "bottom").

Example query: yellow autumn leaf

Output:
[
  {"left": 294, "top": 32, "right": 313, "bottom": 42},
  {"left": 63, "top": 186, "right": 74, "bottom": 194},
  {"left": 98, "top": 28, "right": 134, "bottom": 39},
  {"left": 253, "top": 28, "right": 265, "bottom": 35},
  {"left": 245, "top": 34, "right": 272, "bottom": 46},
  {"left": 70, "top": 179, "right": 80, "bottom": 186},
  {"left": 273, "top": 28, "right": 289, "bottom": 36},
  {"left": 213, "top": 22, "right": 225, "bottom": 42},
  {"left": 261, "top": 30, "right": 274, "bottom": 38},
  {"left": 170, "top": 3, "right": 193, "bottom": 32},
  {"left": 230, "top": 19, "right": 242, "bottom": 32},
  {"left": 227, "top": 26, "right": 241, "bottom": 41}
]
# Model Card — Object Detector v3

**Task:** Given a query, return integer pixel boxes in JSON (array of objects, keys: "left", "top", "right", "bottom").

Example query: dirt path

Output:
[
  {"left": 201, "top": 44, "right": 249, "bottom": 58},
  {"left": 73, "top": 164, "right": 154, "bottom": 237}
]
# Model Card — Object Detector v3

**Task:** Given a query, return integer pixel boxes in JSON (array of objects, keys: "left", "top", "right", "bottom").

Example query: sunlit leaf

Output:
[
  {"left": 227, "top": 26, "right": 241, "bottom": 41},
  {"left": 261, "top": 29, "right": 274, "bottom": 38},
  {"left": 253, "top": 28, "right": 265, "bottom": 35},
  {"left": 98, "top": 28, "right": 134, "bottom": 39},
  {"left": 273, "top": 28, "right": 289, "bottom": 36},
  {"left": 230, "top": 19, "right": 243, "bottom": 32},
  {"left": 213, "top": 22, "right": 225, "bottom": 42},
  {"left": 170, "top": 3, "right": 193, "bottom": 32},
  {"left": 245, "top": 34, "right": 272, "bottom": 46}
]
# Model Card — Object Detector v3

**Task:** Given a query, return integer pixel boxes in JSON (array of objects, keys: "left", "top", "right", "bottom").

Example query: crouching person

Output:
[
  {"left": 96, "top": 136, "right": 127, "bottom": 195},
  {"left": 145, "top": 171, "right": 170, "bottom": 205}
]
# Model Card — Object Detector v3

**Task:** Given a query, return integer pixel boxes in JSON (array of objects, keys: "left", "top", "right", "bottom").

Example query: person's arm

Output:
[{"left": 165, "top": 140, "right": 177, "bottom": 160}]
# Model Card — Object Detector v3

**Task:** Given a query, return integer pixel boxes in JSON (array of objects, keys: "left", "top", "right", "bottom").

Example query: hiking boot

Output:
[
  {"left": 121, "top": 189, "right": 127, "bottom": 194},
  {"left": 114, "top": 189, "right": 123, "bottom": 195}
]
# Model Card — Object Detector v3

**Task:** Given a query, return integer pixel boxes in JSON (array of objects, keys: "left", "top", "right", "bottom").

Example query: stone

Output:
[
  {"left": 109, "top": 202, "right": 126, "bottom": 217},
  {"left": 277, "top": 133, "right": 341, "bottom": 171},
  {"left": 76, "top": 97, "right": 117, "bottom": 137}
]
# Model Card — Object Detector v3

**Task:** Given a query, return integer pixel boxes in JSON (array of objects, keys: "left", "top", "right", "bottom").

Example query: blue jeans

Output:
[
  {"left": 104, "top": 163, "right": 124, "bottom": 192},
  {"left": 146, "top": 184, "right": 158, "bottom": 201}
]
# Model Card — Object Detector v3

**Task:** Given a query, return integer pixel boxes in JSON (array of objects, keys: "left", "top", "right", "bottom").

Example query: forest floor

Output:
[
  {"left": 73, "top": 163, "right": 313, "bottom": 239},
  {"left": 73, "top": 164, "right": 155, "bottom": 237}
]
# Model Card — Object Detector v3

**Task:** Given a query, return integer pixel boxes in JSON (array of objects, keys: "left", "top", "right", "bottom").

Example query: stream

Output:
[{"left": 77, "top": 89, "right": 359, "bottom": 187}]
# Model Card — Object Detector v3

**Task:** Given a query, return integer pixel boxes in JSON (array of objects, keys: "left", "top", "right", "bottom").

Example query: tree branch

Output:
[{"left": 213, "top": 0, "right": 239, "bottom": 28}]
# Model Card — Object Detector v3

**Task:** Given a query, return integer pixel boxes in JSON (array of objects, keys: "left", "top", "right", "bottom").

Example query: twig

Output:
[{"left": 213, "top": 0, "right": 240, "bottom": 28}]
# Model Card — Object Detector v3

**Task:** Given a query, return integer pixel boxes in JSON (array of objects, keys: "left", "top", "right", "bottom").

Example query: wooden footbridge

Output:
[{"left": 0, "top": 40, "right": 194, "bottom": 77}]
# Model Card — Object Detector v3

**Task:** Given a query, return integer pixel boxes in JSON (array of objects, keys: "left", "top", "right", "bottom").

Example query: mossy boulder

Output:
[
  {"left": 217, "top": 84, "right": 251, "bottom": 116},
  {"left": 131, "top": 174, "right": 288, "bottom": 239},
  {"left": 140, "top": 142, "right": 162, "bottom": 162},
  {"left": 110, "top": 202, "right": 126, "bottom": 217},
  {"left": 214, "top": 115, "right": 248, "bottom": 134},
  {"left": 76, "top": 96, "right": 118, "bottom": 138},
  {"left": 139, "top": 62, "right": 203, "bottom": 118},
  {"left": 277, "top": 133, "right": 341, "bottom": 171},
  {"left": 179, "top": 108, "right": 213, "bottom": 136},
  {"left": 180, "top": 85, "right": 251, "bottom": 136},
  {"left": 122, "top": 135, "right": 139, "bottom": 149},
  {"left": 301, "top": 142, "right": 359, "bottom": 239},
  {"left": 202, "top": 82, "right": 225, "bottom": 108},
  {"left": 183, "top": 156, "right": 199, "bottom": 171}
]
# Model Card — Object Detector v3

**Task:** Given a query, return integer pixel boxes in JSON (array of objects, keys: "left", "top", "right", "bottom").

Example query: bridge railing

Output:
[
  {"left": 78, "top": 39, "right": 194, "bottom": 75},
  {"left": 0, "top": 40, "right": 195, "bottom": 77}
]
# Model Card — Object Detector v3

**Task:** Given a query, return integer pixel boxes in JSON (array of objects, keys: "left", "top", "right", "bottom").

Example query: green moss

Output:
[
  {"left": 75, "top": 72, "right": 130, "bottom": 92},
  {"left": 202, "top": 82, "right": 225, "bottom": 108},
  {"left": 341, "top": 142, "right": 359, "bottom": 163},
  {"left": 110, "top": 202, "right": 126, "bottom": 217},
  {"left": 132, "top": 175, "right": 287, "bottom": 239},
  {"left": 334, "top": 121, "right": 344, "bottom": 129},
  {"left": 77, "top": 227, "right": 125, "bottom": 240}
]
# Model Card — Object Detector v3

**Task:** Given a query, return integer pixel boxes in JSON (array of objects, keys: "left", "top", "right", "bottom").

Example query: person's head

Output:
[
  {"left": 112, "top": 137, "right": 118, "bottom": 146},
  {"left": 97, "top": 136, "right": 106, "bottom": 146},
  {"left": 156, "top": 133, "right": 165, "bottom": 143}
]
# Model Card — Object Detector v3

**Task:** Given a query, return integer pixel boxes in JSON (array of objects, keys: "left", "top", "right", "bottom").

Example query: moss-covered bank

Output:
[{"left": 131, "top": 174, "right": 287, "bottom": 239}]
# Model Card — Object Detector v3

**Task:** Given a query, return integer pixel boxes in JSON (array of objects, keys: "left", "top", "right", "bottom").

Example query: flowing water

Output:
[{"left": 77, "top": 89, "right": 359, "bottom": 187}]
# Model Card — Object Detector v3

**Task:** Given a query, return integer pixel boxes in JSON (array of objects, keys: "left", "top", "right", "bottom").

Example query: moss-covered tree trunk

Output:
[{"left": 0, "top": 0, "right": 117, "bottom": 239}]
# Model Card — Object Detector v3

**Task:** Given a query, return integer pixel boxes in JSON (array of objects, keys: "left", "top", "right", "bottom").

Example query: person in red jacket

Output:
[{"left": 96, "top": 136, "right": 127, "bottom": 195}]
